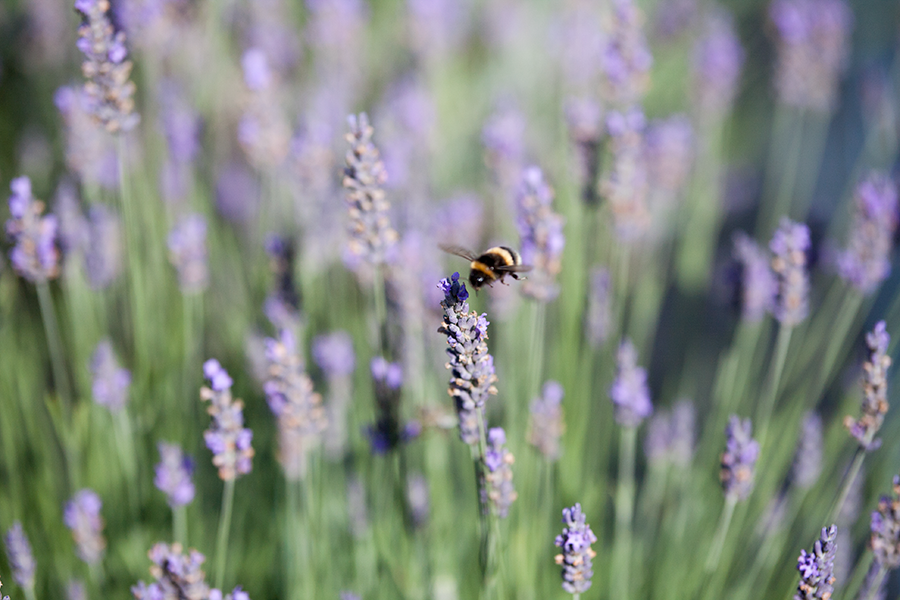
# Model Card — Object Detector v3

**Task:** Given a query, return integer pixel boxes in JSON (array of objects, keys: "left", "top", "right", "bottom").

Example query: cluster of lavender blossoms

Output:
[
  {"left": 90, "top": 339, "right": 131, "bottom": 413},
  {"left": 794, "top": 525, "right": 837, "bottom": 600},
  {"left": 792, "top": 411, "right": 823, "bottom": 489},
  {"left": 63, "top": 489, "right": 106, "bottom": 565},
  {"left": 482, "top": 428, "right": 517, "bottom": 517},
  {"left": 768, "top": 0, "right": 853, "bottom": 113},
  {"left": 585, "top": 267, "right": 612, "bottom": 347},
  {"left": 3, "top": 522, "right": 36, "bottom": 594},
  {"left": 644, "top": 399, "right": 695, "bottom": 468},
  {"left": 6, "top": 176, "right": 60, "bottom": 283},
  {"left": 342, "top": 113, "right": 399, "bottom": 270},
  {"left": 837, "top": 172, "right": 899, "bottom": 294},
  {"left": 515, "top": 167, "right": 565, "bottom": 302},
  {"left": 168, "top": 214, "right": 209, "bottom": 294},
  {"left": 645, "top": 115, "right": 694, "bottom": 203},
  {"left": 200, "top": 360, "right": 254, "bottom": 481},
  {"left": 770, "top": 218, "right": 811, "bottom": 327},
  {"left": 720, "top": 415, "right": 760, "bottom": 501},
  {"left": 158, "top": 80, "right": 201, "bottom": 205},
  {"left": 238, "top": 48, "right": 290, "bottom": 170},
  {"left": 154, "top": 442, "right": 195, "bottom": 507},
  {"left": 54, "top": 87, "right": 118, "bottom": 189},
  {"left": 733, "top": 232, "right": 777, "bottom": 322},
  {"left": 131, "top": 542, "right": 247, "bottom": 600},
  {"left": 312, "top": 331, "right": 355, "bottom": 457},
  {"left": 528, "top": 380, "right": 565, "bottom": 461},
  {"left": 438, "top": 273, "right": 498, "bottom": 445},
  {"left": 263, "top": 330, "right": 328, "bottom": 480},
  {"left": 564, "top": 97, "right": 603, "bottom": 205},
  {"left": 482, "top": 104, "right": 527, "bottom": 193},
  {"left": 74, "top": 0, "right": 139, "bottom": 132},
  {"left": 870, "top": 475, "right": 900, "bottom": 569},
  {"left": 84, "top": 205, "right": 123, "bottom": 289},
  {"left": 844, "top": 321, "right": 891, "bottom": 450},
  {"left": 601, "top": 0, "right": 653, "bottom": 106},
  {"left": 692, "top": 10, "right": 744, "bottom": 120},
  {"left": 554, "top": 503, "right": 598, "bottom": 594},
  {"left": 609, "top": 339, "right": 653, "bottom": 427},
  {"left": 601, "top": 109, "right": 650, "bottom": 241}
]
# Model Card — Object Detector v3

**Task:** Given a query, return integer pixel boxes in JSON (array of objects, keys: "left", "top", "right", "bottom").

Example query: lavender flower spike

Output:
[
  {"left": 209, "top": 586, "right": 250, "bottom": 600},
  {"left": 733, "top": 232, "right": 777, "bottom": 322},
  {"left": 554, "top": 503, "right": 598, "bottom": 594},
  {"left": 154, "top": 442, "right": 195, "bottom": 507},
  {"left": 83, "top": 204, "right": 122, "bottom": 289},
  {"left": 74, "top": 0, "right": 139, "bottom": 132},
  {"left": 794, "top": 525, "right": 837, "bottom": 600},
  {"left": 263, "top": 330, "right": 328, "bottom": 480},
  {"left": 515, "top": 166, "right": 566, "bottom": 302},
  {"left": 437, "top": 272, "right": 498, "bottom": 445},
  {"left": 90, "top": 339, "right": 131, "bottom": 413},
  {"left": 792, "top": 411, "right": 823, "bottom": 489},
  {"left": 4, "top": 522, "right": 36, "bottom": 592},
  {"left": 528, "top": 380, "right": 565, "bottom": 461},
  {"left": 200, "top": 360, "right": 254, "bottom": 480},
  {"left": 870, "top": 475, "right": 900, "bottom": 569},
  {"left": 6, "top": 176, "right": 60, "bottom": 283},
  {"left": 720, "top": 415, "right": 760, "bottom": 500},
  {"left": 844, "top": 321, "right": 891, "bottom": 450},
  {"left": 168, "top": 214, "right": 209, "bottom": 294},
  {"left": 63, "top": 489, "right": 106, "bottom": 565},
  {"left": 837, "top": 172, "right": 899, "bottom": 294},
  {"left": 131, "top": 542, "right": 210, "bottom": 600},
  {"left": 610, "top": 339, "right": 653, "bottom": 427},
  {"left": 770, "top": 218, "right": 811, "bottom": 327},
  {"left": 692, "top": 10, "right": 744, "bottom": 119},
  {"left": 342, "top": 113, "right": 399, "bottom": 270},
  {"left": 601, "top": 0, "right": 653, "bottom": 106},
  {"left": 586, "top": 267, "right": 612, "bottom": 347},
  {"left": 601, "top": 108, "right": 650, "bottom": 241},
  {"left": 482, "top": 428, "right": 517, "bottom": 518}
]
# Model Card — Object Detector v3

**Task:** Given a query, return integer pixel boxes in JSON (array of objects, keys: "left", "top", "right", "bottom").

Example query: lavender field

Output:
[{"left": 0, "top": 0, "right": 899, "bottom": 598}]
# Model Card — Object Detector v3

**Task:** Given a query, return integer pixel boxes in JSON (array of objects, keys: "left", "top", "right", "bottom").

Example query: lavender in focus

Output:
[
  {"left": 837, "top": 172, "right": 899, "bottom": 294},
  {"left": 870, "top": 475, "right": 900, "bottom": 569},
  {"left": 154, "top": 442, "right": 195, "bottom": 507},
  {"left": 482, "top": 428, "right": 517, "bottom": 518},
  {"left": 437, "top": 273, "right": 498, "bottom": 445},
  {"left": 6, "top": 176, "right": 60, "bottom": 283},
  {"left": 733, "top": 232, "right": 777, "bottom": 322},
  {"left": 554, "top": 503, "right": 598, "bottom": 594},
  {"left": 844, "top": 320, "right": 891, "bottom": 450},
  {"left": 792, "top": 411, "right": 823, "bottom": 489},
  {"left": 63, "top": 489, "right": 106, "bottom": 565},
  {"left": 720, "top": 415, "right": 760, "bottom": 500},
  {"left": 3, "top": 523, "right": 36, "bottom": 593},
  {"left": 131, "top": 542, "right": 210, "bottom": 600},
  {"left": 794, "top": 525, "right": 837, "bottom": 600},
  {"left": 770, "top": 218, "right": 811, "bottom": 327},
  {"left": 200, "top": 360, "right": 255, "bottom": 481},
  {"left": 610, "top": 339, "right": 653, "bottom": 427},
  {"left": 167, "top": 214, "right": 209, "bottom": 294},
  {"left": 90, "top": 339, "right": 131, "bottom": 413},
  {"left": 527, "top": 380, "right": 565, "bottom": 461},
  {"left": 515, "top": 166, "right": 565, "bottom": 302}
]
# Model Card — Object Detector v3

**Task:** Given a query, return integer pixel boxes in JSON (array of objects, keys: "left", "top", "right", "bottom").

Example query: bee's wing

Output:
[
  {"left": 496, "top": 264, "right": 533, "bottom": 273},
  {"left": 439, "top": 244, "right": 479, "bottom": 262}
]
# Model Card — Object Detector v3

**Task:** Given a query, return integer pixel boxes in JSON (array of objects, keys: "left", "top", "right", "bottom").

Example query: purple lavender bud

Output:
[
  {"left": 770, "top": 218, "right": 811, "bottom": 327},
  {"left": 159, "top": 80, "right": 201, "bottom": 164},
  {"left": 586, "top": 267, "right": 612, "bottom": 347},
  {"left": 528, "top": 380, "right": 565, "bottom": 461},
  {"left": 5, "top": 176, "right": 60, "bottom": 282},
  {"left": 74, "top": 0, "right": 139, "bottom": 132},
  {"left": 66, "top": 579, "right": 86, "bottom": 600},
  {"left": 167, "top": 214, "right": 209, "bottom": 294},
  {"left": 312, "top": 331, "right": 356, "bottom": 379},
  {"left": 482, "top": 428, "right": 517, "bottom": 518},
  {"left": 366, "top": 357, "right": 415, "bottom": 454},
  {"left": 131, "top": 542, "right": 210, "bottom": 600},
  {"left": 154, "top": 442, "right": 195, "bottom": 508},
  {"left": 90, "top": 339, "right": 131, "bottom": 413},
  {"left": 644, "top": 400, "right": 695, "bottom": 467},
  {"left": 264, "top": 330, "right": 328, "bottom": 479},
  {"left": 610, "top": 339, "right": 653, "bottom": 427},
  {"left": 215, "top": 161, "right": 260, "bottom": 224},
  {"left": 720, "top": 415, "right": 760, "bottom": 500},
  {"left": 238, "top": 48, "right": 290, "bottom": 170},
  {"left": 645, "top": 115, "right": 694, "bottom": 195},
  {"left": 209, "top": 586, "right": 250, "bottom": 600},
  {"left": 515, "top": 166, "right": 566, "bottom": 302},
  {"left": 601, "top": 0, "right": 653, "bottom": 106},
  {"left": 845, "top": 321, "right": 891, "bottom": 450},
  {"left": 693, "top": 10, "right": 744, "bottom": 118},
  {"left": 554, "top": 503, "right": 598, "bottom": 594},
  {"left": 644, "top": 410, "right": 671, "bottom": 464},
  {"left": 837, "top": 172, "right": 899, "bottom": 294},
  {"left": 242, "top": 48, "right": 272, "bottom": 92},
  {"left": 769, "top": 0, "right": 853, "bottom": 113},
  {"left": 601, "top": 108, "right": 650, "bottom": 241},
  {"left": 342, "top": 113, "right": 399, "bottom": 270},
  {"left": 870, "top": 475, "right": 900, "bottom": 568},
  {"left": 733, "top": 232, "right": 777, "bottom": 322},
  {"left": 437, "top": 272, "right": 497, "bottom": 445},
  {"left": 200, "top": 360, "right": 254, "bottom": 481},
  {"left": 552, "top": 5, "right": 605, "bottom": 91},
  {"left": 792, "top": 411, "right": 823, "bottom": 489},
  {"left": 83, "top": 204, "right": 122, "bottom": 289},
  {"left": 54, "top": 181, "right": 88, "bottom": 258},
  {"left": 407, "top": 473, "right": 430, "bottom": 527},
  {"left": 3, "top": 522, "right": 36, "bottom": 591},
  {"left": 54, "top": 86, "right": 119, "bottom": 189},
  {"left": 794, "top": 525, "right": 837, "bottom": 600},
  {"left": 63, "top": 489, "right": 106, "bottom": 565}
]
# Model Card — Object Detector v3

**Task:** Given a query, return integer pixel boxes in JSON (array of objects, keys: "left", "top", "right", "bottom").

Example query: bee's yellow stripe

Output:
[
  {"left": 471, "top": 261, "right": 498, "bottom": 280},
  {"left": 486, "top": 246, "right": 514, "bottom": 266}
]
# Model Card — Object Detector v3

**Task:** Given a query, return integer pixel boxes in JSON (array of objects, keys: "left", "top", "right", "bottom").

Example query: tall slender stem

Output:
[
  {"left": 214, "top": 478, "right": 236, "bottom": 590},
  {"left": 37, "top": 281, "right": 72, "bottom": 415},
  {"left": 827, "top": 448, "right": 865, "bottom": 526},
  {"left": 611, "top": 426, "right": 637, "bottom": 600},
  {"left": 705, "top": 495, "right": 737, "bottom": 573},
  {"left": 173, "top": 505, "right": 187, "bottom": 547},
  {"left": 756, "top": 324, "right": 793, "bottom": 450},
  {"left": 372, "top": 265, "right": 387, "bottom": 355}
]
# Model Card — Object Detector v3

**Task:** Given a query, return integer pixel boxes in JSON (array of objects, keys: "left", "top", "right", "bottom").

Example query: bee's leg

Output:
[{"left": 511, "top": 273, "right": 521, "bottom": 280}]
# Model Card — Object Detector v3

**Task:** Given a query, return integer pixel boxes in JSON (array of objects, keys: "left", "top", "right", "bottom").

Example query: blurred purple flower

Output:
[
  {"left": 54, "top": 181, "right": 88, "bottom": 259},
  {"left": 733, "top": 232, "right": 777, "bottom": 322},
  {"left": 528, "top": 380, "right": 565, "bottom": 461},
  {"left": 84, "top": 204, "right": 123, "bottom": 289},
  {"left": 516, "top": 166, "right": 566, "bottom": 302},
  {"left": 63, "top": 489, "right": 105, "bottom": 565},
  {"left": 55, "top": 86, "right": 119, "bottom": 189},
  {"left": 482, "top": 104, "right": 527, "bottom": 192},
  {"left": 610, "top": 339, "right": 652, "bottom": 427},
  {"left": 565, "top": 97, "right": 604, "bottom": 205},
  {"left": 159, "top": 80, "right": 201, "bottom": 164},
  {"left": 601, "top": 108, "right": 650, "bottom": 241},
  {"left": 482, "top": 428, "right": 517, "bottom": 518},
  {"left": 312, "top": 331, "right": 356, "bottom": 379},
  {"left": 66, "top": 579, "right": 86, "bottom": 600},
  {"left": 644, "top": 399, "right": 695, "bottom": 467},
  {"left": 215, "top": 161, "right": 259, "bottom": 224},
  {"left": 131, "top": 542, "right": 210, "bottom": 600},
  {"left": 586, "top": 267, "right": 612, "bottom": 348},
  {"left": 720, "top": 415, "right": 759, "bottom": 500},
  {"left": 4, "top": 522, "right": 36, "bottom": 592},
  {"left": 845, "top": 321, "right": 890, "bottom": 451},
  {"left": 870, "top": 475, "right": 900, "bottom": 569},
  {"left": 90, "top": 339, "right": 131, "bottom": 413},
  {"left": 407, "top": 473, "right": 430, "bottom": 527},
  {"left": 601, "top": 0, "right": 653, "bottom": 106},
  {"left": 770, "top": 218, "right": 811, "bottom": 327},
  {"left": 645, "top": 114, "right": 694, "bottom": 196},
  {"left": 693, "top": 10, "right": 744, "bottom": 118},
  {"left": 201, "top": 359, "right": 254, "bottom": 481},
  {"left": 154, "top": 442, "right": 195, "bottom": 508},
  {"left": 167, "top": 214, "right": 209, "bottom": 294},
  {"left": 792, "top": 411, "right": 823, "bottom": 489},
  {"left": 407, "top": 0, "right": 467, "bottom": 61},
  {"left": 238, "top": 49, "right": 290, "bottom": 170},
  {"left": 366, "top": 357, "right": 419, "bottom": 454},
  {"left": 6, "top": 176, "right": 60, "bottom": 283},
  {"left": 554, "top": 503, "right": 598, "bottom": 594}
]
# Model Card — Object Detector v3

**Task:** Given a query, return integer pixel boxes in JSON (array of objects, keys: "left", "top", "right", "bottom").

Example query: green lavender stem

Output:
[
  {"left": 704, "top": 495, "right": 737, "bottom": 573},
  {"left": 475, "top": 409, "right": 493, "bottom": 586},
  {"left": 827, "top": 448, "right": 865, "bottom": 527},
  {"left": 755, "top": 324, "right": 793, "bottom": 450},
  {"left": 173, "top": 505, "right": 187, "bottom": 546},
  {"left": 36, "top": 281, "right": 72, "bottom": 416},
  {"left": 611, "top": 426, "right": 637, "bottom": 600},
  {"left": 214, "top": 478, "right": 236, "bottom": 590}
]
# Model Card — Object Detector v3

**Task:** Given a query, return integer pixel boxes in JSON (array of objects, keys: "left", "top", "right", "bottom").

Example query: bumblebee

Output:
[{"left": 440, "top": 244, "right": 532, "bottom": 290}]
